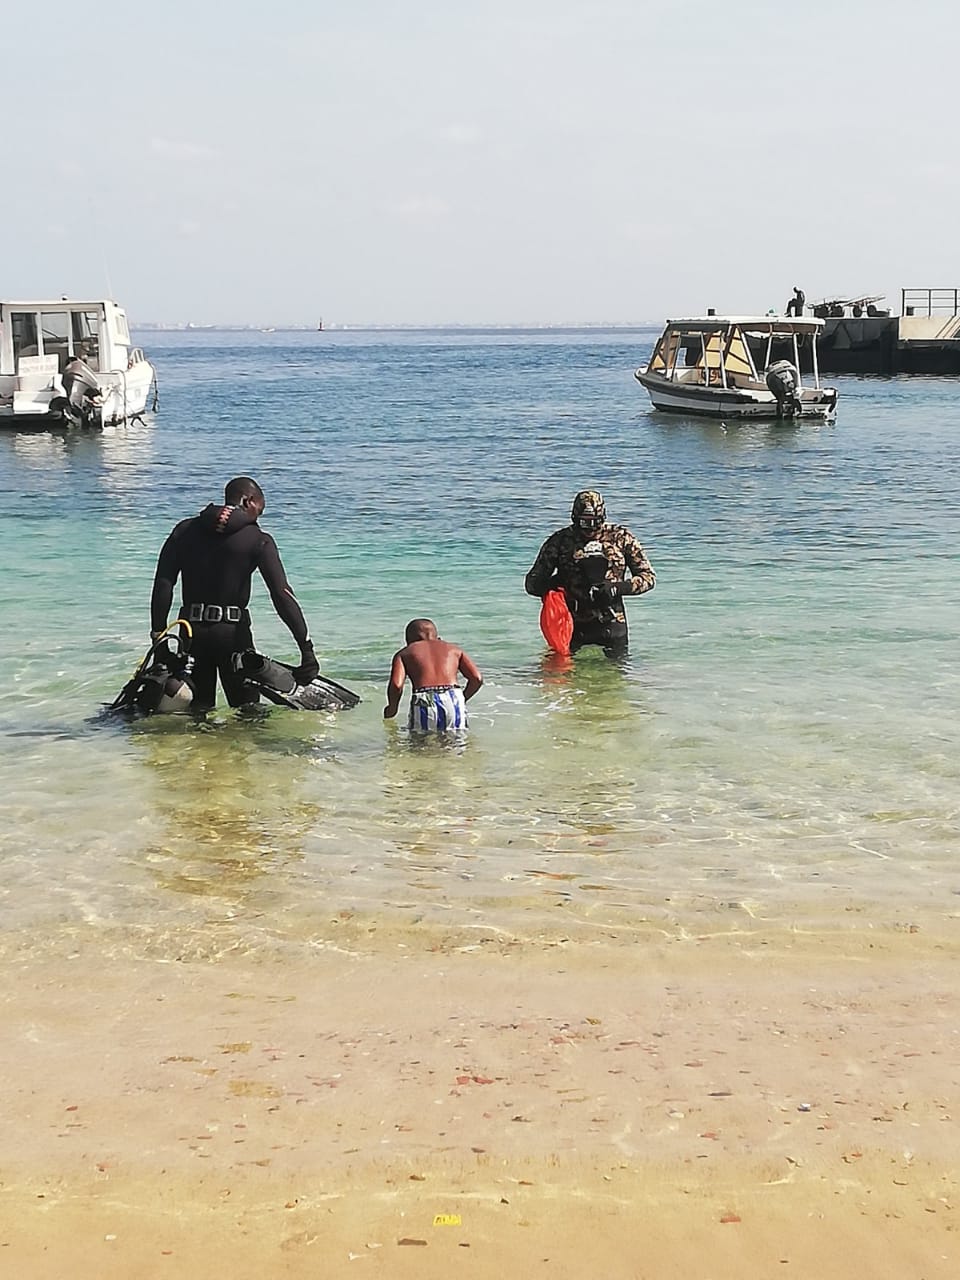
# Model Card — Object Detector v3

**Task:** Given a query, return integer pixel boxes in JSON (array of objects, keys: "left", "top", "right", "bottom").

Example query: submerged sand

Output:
[{"left": 2, "top": 924, "right": 959, "bottom": 1278}]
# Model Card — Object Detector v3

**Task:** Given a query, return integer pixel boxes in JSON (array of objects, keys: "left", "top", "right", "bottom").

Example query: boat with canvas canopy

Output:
[{"left": 635, "top": 315, "right": 838, "bottom": 419}]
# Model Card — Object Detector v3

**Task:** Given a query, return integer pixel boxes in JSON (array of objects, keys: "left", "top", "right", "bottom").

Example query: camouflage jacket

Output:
[{"left": 524, "top": 524, "right": 656, "bottom": 624}]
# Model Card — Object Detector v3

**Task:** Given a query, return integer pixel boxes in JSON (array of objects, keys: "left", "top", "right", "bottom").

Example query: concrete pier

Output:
[{"left": 817, "top": 290, "right": 960, "bottom": 375}]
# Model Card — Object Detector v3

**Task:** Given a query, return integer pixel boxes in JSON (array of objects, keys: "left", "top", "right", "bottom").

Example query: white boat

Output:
[
  {"left": 0, "top": 298, "right": 157, "bottom": 428},
  {"left": 635, "top": 315, "right": 838, "bottom": 419}
]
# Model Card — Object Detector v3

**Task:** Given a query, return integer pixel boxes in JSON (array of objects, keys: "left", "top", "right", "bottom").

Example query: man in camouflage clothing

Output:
[{"left": 524, "top": 489, "right": 655, "bottom": 654}]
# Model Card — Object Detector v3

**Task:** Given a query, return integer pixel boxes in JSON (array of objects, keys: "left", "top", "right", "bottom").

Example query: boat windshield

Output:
[
  {"left": 9, "top": 308, "right": 101, "bottom": 372},
  {"left": 71, "top": 310, "right": 101, "bottom": 370},
  {"left": 10, "top": 313, "right": 39, "bottom": 367}
]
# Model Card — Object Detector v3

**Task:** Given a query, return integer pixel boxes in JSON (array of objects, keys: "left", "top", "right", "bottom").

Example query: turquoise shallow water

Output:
[{"left": 2, "top": 328, "right": 959, "bottom": 959}]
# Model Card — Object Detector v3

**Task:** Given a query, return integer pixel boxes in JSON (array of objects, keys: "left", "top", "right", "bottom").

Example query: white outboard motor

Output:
[
  {"left": 62, "top": 357, "right": 103, "bottom": 426},
  {"left": 765, "top": 359, "right": 803, "bottom": 418}
]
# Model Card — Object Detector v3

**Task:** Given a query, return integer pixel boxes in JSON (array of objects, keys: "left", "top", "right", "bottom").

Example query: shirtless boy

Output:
[{"left": 383, "top": 619, "right": 483, "bottom": 732}]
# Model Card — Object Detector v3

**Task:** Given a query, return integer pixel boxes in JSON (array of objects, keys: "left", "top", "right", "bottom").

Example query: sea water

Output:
[{"left": 1, "top": 329, "right": 958, "bottom": 961}]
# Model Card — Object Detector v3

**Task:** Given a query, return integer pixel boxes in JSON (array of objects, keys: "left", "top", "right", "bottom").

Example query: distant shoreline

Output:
[{"left": 131, "top": 322, "right": 661, "bottom": 333}]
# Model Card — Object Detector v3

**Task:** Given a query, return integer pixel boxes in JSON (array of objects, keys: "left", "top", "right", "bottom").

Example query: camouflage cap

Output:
[{"left": 571, "top": 489, "right": 606, "bottom": 523}]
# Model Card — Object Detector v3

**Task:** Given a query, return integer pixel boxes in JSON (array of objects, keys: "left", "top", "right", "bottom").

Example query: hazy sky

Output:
[{"left": 4, "top": 0, "right": 955, "bottom": 325}]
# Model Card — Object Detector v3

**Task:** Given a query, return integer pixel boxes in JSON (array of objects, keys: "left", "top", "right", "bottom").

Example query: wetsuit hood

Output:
[{"left": 197, "top": 503, "right": 260, "bottom": 536}]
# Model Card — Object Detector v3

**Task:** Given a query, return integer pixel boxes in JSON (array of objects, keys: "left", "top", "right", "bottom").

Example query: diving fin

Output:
[{"left": 233, "top": 649, "right": 361, "bottom": 711}]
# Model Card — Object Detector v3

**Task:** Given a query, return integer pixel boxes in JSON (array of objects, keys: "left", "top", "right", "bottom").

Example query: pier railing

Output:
[{"left": 901, "top": 288, "right": 960, "bottom": 317}]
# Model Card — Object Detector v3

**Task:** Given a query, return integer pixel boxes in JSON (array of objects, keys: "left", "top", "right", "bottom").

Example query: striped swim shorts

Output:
[{"left": 408, "top": 685, "right": 468, "bottom": 733}]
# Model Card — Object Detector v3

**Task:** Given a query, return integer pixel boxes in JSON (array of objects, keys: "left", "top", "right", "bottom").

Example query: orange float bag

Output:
[{"left": 539, "top": 587, "right": 574, "bottom": 656}]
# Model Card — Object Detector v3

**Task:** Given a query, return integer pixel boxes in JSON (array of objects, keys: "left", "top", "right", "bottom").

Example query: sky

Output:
[{"left": 3, "top": 0, "right": 956, "bottom": 326}]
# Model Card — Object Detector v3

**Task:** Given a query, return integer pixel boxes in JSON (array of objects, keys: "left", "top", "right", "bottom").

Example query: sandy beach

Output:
[{"left": 2, "top": 919, "right": 958, "bottom": 1279}]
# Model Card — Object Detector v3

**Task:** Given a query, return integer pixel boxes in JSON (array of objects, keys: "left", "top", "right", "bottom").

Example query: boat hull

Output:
[
  {"left": 635, "top": 371, "right": 838, "bottom": 419},
  {"left": 0, "top": 361, "right": 156, "bottom": 428}
]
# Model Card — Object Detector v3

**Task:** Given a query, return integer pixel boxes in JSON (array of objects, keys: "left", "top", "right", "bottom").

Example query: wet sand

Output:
[{"left": 2, "top": 923, "right": 959, "bottom": 1278}]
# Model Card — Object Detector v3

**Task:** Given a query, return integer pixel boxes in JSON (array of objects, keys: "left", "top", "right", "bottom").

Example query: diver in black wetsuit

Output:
[{"left": 149, "top": 476, "right": 319, "bottom": 710}]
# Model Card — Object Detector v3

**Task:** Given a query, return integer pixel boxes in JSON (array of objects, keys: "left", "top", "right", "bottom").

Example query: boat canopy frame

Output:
[{"left": 646, "top": 317, "right": 824, "bottom": 391}]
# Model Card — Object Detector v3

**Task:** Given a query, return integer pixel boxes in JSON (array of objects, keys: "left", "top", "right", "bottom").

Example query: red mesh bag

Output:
[{"left": 539, "top": 587, "right": 573, "bottom": 656}]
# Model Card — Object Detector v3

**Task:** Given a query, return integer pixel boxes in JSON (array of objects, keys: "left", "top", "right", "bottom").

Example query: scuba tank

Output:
[{"left": 109, "top": 621, "right": 196, "bottom": 716}]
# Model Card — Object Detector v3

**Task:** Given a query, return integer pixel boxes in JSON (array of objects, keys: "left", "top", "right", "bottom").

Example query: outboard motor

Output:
[
  {"left": 765, "top": 359, "right": 803, "bottom": 418},
  {"left": 62, "top": 356, "right": 103, "bottom": 426}
]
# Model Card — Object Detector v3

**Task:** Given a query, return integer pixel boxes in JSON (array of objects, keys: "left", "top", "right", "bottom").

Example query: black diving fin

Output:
[{"left": 233, "top": 649, "right": 361, "bottom": 711}]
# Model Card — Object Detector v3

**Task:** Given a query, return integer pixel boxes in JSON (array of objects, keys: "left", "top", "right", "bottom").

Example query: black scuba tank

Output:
[{"left": 109, "top": 628, "right": 196, "bottom": 716}]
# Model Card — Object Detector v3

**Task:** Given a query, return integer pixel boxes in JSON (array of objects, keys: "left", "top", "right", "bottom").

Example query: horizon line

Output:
[{"left": 131, "top": 320, "right": 663, "bottom": 331}]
